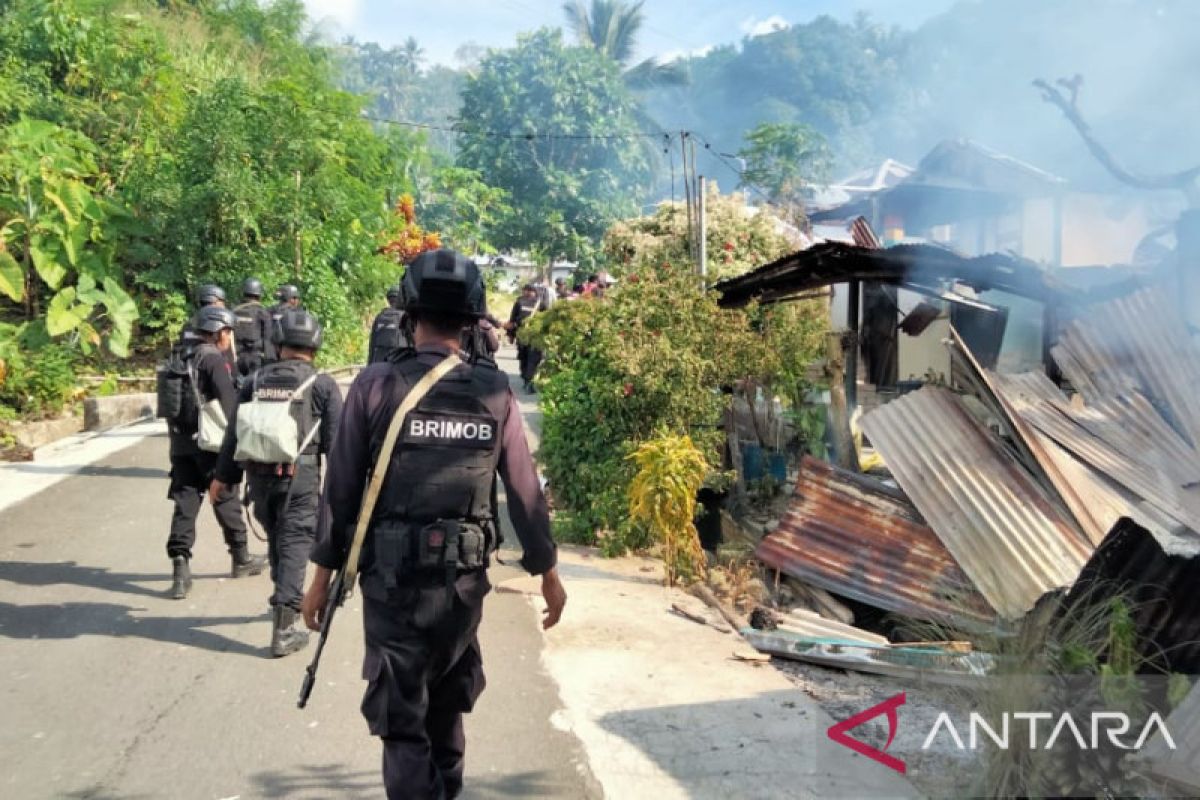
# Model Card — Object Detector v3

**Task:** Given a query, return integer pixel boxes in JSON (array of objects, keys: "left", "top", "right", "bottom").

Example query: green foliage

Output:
[
  {"left": 738, "top": 122, "right": 832, "bottom": 220},
  {"left": 418, "top": 166, "right": 512, "bottom": 255},
  {"left": 0, "top": 339, "right": 79, "bottom": 416},
  {"left": 525, "top": 262, "right": 776, "bottom": 553},
  {"left": 604, "top": 184, "right": 793, "bottom": 281},
  {"left": 457, "top": 29, "right": 650, "bottom": 263},
  {"left": 628, "top": 432, "right": 709, "bottom": 585}
]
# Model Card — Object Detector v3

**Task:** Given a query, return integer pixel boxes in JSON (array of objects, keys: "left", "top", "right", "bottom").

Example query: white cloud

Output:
[
  {"left": 739, "top": 14, "right": 789, "bottom": 38},
  {"left": 660, "top": 43, "right": 716, "bottom": 63},
  {"left": 302, "top": 0, "right": 362, "bottom": 29}
]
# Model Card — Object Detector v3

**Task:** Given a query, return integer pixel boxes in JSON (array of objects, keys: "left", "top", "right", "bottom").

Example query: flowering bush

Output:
[{"left": 525, "top": 193, "right": 828, "bottom": 554}]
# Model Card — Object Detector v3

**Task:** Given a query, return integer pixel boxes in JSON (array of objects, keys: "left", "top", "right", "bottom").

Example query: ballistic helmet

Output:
[
  {"left": 276, "top": 284, "right": 300, "bottom": 302},
  {"left": 242, "top": 277, "right": 264, "bottom": 298},
  {"left": 195, "top": 284, "right": 226, "bottom": 307},
  {"left": 386, "top": 284, "right": 400, "bottom": 303},
  {"left": 274, "top": 308, "right": 323, "bottom": 351},
  {"left": 193, "top": 306, "right": 236, "bottom": 333},
  {"left": 401, "top": 249, "right": 485, "bottom": 318}
]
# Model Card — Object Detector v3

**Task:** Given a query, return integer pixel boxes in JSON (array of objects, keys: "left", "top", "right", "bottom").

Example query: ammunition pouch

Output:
[{"left": 361, "top": 518, "right": 492, "bottom": 601}]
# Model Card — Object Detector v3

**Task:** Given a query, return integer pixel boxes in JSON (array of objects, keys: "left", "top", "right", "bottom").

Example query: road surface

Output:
[{"left": 0, "top": 350, "right": 598, "bottom": 800}]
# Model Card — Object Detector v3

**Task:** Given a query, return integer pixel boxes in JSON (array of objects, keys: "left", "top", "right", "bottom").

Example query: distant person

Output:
[
  {"left": 270, "top": 284, "right": 301, "bottom": 326},
  {"left": 162, "top": 306, "right": 265, "bottom": 600},
  {"left": 233, "top": 277, "right": 276, "bottom": 377},
  {"left": 505, "top": 284, "right": 543, "bottom": 393},
  {"left": 554, "top": 277, "right": 571, "bottom": 300},
  {"left": 368, "top": 284, "right": 410, "bottom": 364},
  {"left": 463, "top": 311, "right": 502, "bottom": 363},
  {"left": 212, "top": 308, "right": 343, "bottom": 657},
  {"left": 581, "top": 274, "right": 599, "bottom": 297}
]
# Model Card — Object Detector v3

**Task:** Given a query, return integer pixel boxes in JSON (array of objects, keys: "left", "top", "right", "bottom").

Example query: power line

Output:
[{"left": 361, "top": 113, "right": 670, "bottom": 140}]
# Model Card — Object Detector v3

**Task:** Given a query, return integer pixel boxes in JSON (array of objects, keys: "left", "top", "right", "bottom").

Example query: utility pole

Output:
[{"left": 697, "top": 175, "right": 707, "bottom": 279}]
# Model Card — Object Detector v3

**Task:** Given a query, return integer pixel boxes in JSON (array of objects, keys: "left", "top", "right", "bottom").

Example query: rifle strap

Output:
[{"left": 342, "top": 353, "right": 462, "bottom": 589}]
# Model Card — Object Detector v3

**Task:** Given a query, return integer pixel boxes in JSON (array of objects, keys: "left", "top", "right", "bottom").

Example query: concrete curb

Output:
[{"left": 83, "top": 393, "right": 155, "bottom": 432}]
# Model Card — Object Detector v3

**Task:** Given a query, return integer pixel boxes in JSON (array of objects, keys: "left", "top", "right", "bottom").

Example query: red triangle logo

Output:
[{"left": 826, "top": 691, "right": 907, "bottom": 774}]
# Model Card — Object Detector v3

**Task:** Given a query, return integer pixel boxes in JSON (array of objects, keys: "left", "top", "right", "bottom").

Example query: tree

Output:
[
  {"left": 737, "top": 122, "right": 832, "bottom": 222},
  {"left": 456, "top": 29, "right": 650, "bottom": 265},
  {"left": 562, "top": 0, "right": 685, "bottom": 89}
]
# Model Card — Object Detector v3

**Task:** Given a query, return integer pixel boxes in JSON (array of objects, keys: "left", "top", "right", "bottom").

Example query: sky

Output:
[{"left": 301, "top": 0, "right": 960, "bottom": 65}]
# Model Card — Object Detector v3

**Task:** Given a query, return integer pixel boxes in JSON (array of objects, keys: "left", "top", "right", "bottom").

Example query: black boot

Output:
[
  {"left": 271, "top": 605, "right": 310, "bottom": 658},
  {"left": 230, "top": 547, "right": 267, "bottom": 578},
  {"left": 170, "top": 556, "right": 192, "bottom": 600}
]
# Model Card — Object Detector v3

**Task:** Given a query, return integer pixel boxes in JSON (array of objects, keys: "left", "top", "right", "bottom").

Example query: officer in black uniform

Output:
[
  {"left": 301, "top": 249, "right": 566, "bottom": 800},
  {"left": 271, "top": 284, "right": 302, "bottom": 324},
  {"left": 212, "top": 309, "right": 343, "bottom": 656},
  {"left": 367, "top": 283, "right": 410, "bottom": 364},
  {"left": 233, "top": 277, "right": 277, "bottom": 378},
  {"left": 166, "top": 306, "right": 266, "bottom": 599}
]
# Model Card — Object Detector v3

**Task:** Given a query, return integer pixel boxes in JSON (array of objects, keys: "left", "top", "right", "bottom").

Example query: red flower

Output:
[
  {"left": 723, "top": 241, "right": 734, "bottom": 252},
  {"left": 622, "top": 383, "right": 634, "bottom": 397}
]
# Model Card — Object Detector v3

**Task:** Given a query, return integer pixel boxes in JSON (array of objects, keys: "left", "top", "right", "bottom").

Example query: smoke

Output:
[{"left": 642, "top": 0, "right": 1200, "bottom": 193}]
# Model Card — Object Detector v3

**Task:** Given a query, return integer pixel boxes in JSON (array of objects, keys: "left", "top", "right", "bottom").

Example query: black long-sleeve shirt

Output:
[
  {"left": 214, "top": 360, "right": 344, "bottom": 485},
  {"left": 310, "top": 345, "right": 556, "bottom": 576},
  {"left": 169, "top": 343, "right": 239, "bottom": 456}
]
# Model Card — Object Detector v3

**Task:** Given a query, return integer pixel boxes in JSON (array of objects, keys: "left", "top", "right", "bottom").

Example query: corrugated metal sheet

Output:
[
  {"left": 860, "top": 386, "right": 1092, "bottom": 619},
  {"left": 1020, "top": 401, "right": 1200, "bottom": 529},
  {"left": 743, "top": 628, "right": 994, "bottom": 688},
  {"left": 988, "top": 371, "right": 1133, "bottom": 546},
  {"left": 756, "top": 456, "right": 994, "bottom": 626},
  {"left": 770, "top": 607, "right": 888, "bottom": 646},
  {"left": 1069, "top": 518, "right": 1200, "bottom": 673},
  {"left": 1052, "top": 286, "right": 1200, "bottom": 449},
  {"left": 1137, "top": 679, "right": 1200, "bottom": 793}
]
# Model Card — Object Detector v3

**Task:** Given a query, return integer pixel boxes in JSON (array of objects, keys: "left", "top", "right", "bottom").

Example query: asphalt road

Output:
[{"left": 0, "top": 351, "right": 597, "bottom": 799}]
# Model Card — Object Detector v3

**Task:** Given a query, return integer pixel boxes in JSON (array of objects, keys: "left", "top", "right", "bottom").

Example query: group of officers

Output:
[{"left": 164, "top": 251, "right": 566, "bottom": 799}]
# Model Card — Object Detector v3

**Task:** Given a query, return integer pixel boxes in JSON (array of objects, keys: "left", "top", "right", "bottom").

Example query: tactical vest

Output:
[
  {"left": 237, "top": 360, "right": 321, "bottom": 461},
  {"left": 369, "top": 308, "right": 409, "bottom": 364},
  {"left": 365, "top": 355, "right": 509, "bottom": 590},
  {"left": 233, "top": 302, "right": 264, "bottom": 352}
]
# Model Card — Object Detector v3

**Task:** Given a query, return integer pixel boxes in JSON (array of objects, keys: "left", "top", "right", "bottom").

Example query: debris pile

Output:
[{"left": 749, "top": 284, "right": 1200, "bottom": 691}]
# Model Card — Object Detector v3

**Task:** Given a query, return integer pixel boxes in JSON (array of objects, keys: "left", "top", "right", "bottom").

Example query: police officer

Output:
[
  {"left": 271, "top": 284, "right": 302, "bottom": 323},
  {"left": 211, "top": 309, "right": 343, "bottom": 656},
  {"left": 301, "top": 249, "right": 566, "bottom": 800},
  {"left": 367, "top": 283, "right": 410, "bottom": 364},
  {"left": 233, "top": 277, "right": 277, "bottom": 377},
  {"left": 166, "top": 306, "right": 266, "bottom": 599},
  {"left": 505, "top": 284, "right": 544, "bottom": 393}
]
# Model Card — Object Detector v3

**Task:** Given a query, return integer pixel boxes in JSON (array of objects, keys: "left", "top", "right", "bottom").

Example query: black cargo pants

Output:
[
  {"left": 247, "top": 458, "right": 319, "bottom": 610},
  {"left": 166, "top": 450, "right": 248, "bottom": 559},
  {"left": 360, "top": 570, "right": 490, "bottom": 800}
]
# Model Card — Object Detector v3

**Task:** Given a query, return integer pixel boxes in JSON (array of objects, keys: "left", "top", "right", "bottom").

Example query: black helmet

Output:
[
  {"left": 401, "top": 250, "right": 485, "bottom": 317},
  {"left": 242, "top": 277, "right": 264, "bottom": 298},
  {"left": 193, "top": 306, "right": 236, "bottom": 333},
  {"left": 274, "top": 308, "right": 323, "bottom": 350},
  {"left": 275, "top": 284, "right": 300, "bottom": 302},
  {"left": 195, "top": 284, "right": 226, "bottom": 307},
  {"left": 386, "top": 284, "right": 400, "bottom": 302}
]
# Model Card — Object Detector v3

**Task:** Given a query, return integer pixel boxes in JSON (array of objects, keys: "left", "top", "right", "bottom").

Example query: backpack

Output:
[
  {"left": 233, "top": 302, "right": 262, "bottom": 350},
  {"left": 233, "top": 364, "right": 321, "bottom": 464},
  {"left": 369, "top": 308, "right": 409, "bottom": 364},
  {"left": 155, "top": 340, "right": 199, "bottom": 430}
]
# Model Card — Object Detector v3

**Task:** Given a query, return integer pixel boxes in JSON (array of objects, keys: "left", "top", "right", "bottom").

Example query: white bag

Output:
[
  {"left": 234, "top": 373, "right": 320, "bottom": 464},
  {"left": 197, "top": 398, "right": 228, "bottom": 453}
]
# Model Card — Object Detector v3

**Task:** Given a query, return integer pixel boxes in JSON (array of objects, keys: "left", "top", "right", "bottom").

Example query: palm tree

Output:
[
  {"left": 562, "top": 0, "right": 686, "bottom": 89},
  {"left": 400, "top": 36, "right": 425, "bottom": 76}
]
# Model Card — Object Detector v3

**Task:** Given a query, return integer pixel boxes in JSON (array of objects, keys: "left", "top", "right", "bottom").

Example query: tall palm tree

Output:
[
  {"left": 562, "top": 0, "right": 686, "bottom": 89},
  {"left": 400, "top": 36, "right": 425, "bottom": 76}
]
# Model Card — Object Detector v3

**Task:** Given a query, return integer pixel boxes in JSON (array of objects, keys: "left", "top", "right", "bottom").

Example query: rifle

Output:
[
  {"left": 298, "top": 567, "right": 345, "bottom": 708},
  {"left": 295, "top": 352, "right": 463, "bottom": 710}
]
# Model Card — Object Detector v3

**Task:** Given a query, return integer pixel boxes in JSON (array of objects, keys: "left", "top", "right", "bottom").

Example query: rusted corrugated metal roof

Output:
[
  {"left": 860, "top": 387, "right": 1092, "bottom": 619},
  {"left": 1052, "top": 286, "right": 1200, "bottom": 449},
  {"left": 756, "top": 456, "right": 994, "bottom": 627}
]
